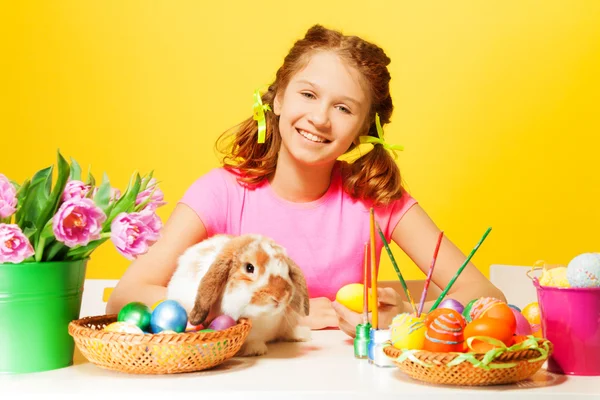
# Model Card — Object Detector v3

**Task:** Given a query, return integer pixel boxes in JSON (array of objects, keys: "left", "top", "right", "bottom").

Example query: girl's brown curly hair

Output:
[{"left": 216, "top": 24, "right": 406, "bottom": 206}]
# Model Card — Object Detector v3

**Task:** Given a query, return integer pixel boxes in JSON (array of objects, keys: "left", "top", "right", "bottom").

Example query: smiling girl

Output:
[{"left": 107, "top": 24, "right": 505, "bottom": 335}]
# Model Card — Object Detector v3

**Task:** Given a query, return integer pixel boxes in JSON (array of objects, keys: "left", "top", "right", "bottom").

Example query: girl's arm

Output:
[
  {"left": 105, "top": 204, "right": 209, "bottom": 314},
  {"left": 391, "top": 203, "right": 507, "bottom": 314}
]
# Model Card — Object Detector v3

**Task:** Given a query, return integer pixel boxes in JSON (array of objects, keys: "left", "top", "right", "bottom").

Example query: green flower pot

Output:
[{"left": 0, "top": 259, "right": 87, "bottom": 374}]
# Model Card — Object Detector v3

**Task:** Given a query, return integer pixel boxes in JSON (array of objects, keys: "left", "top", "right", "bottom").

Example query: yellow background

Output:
[{"left": 2, "top": 1, "right": 599, "bottom": 283}]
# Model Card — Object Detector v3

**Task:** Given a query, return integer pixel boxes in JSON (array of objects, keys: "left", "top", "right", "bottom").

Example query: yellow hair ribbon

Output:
[
  {"left": 253, "top": 89, "right": 271, "bottom": 143},
  {"left": 358, "top": 113, "right": 404, "bottom": 159}
]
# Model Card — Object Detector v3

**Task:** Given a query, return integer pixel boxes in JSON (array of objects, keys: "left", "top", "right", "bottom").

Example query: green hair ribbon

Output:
[
  {"left": 358, "top": 113, "right": 404, "bottom": 159},
  {"left": 253, "top": 89, "right": 271, "bottom": 143}
]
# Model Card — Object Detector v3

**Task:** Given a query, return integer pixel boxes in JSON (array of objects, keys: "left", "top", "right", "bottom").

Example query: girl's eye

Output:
[
  {"left": 336, "top": 106, "right": 351, "bottom": 114},
  {"left": 245, "top": 263, "right": 255, "bottom": 274},
  {"left": 301, "top": 92, "right": 316, "bottom": 99}
]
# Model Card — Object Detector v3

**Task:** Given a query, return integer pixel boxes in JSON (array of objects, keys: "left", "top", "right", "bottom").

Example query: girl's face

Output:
[{"left": 274, "top": 51, "right": 371, "bottom": 167}]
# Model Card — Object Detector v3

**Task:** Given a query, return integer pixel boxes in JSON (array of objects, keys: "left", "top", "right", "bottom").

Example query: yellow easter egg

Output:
[
  {"left": 335, "top": 283, "right": 371, "bottom": 313},
  {"left": 539, "top": 266, "right": 570, "bottom": 288},
  {"left": 390, "top": 313, "right": 427, "bottom": 350},
  {"left": 104, "top": 321, "right": 144, "bottom": 334}
]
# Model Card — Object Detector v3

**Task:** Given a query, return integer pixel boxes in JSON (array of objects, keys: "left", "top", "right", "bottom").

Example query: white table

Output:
[{"left": 2, "top": 330, "right": 598, "bottom": 399}]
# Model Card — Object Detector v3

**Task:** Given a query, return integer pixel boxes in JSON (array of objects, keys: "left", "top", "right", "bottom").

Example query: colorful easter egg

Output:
[
  {"left": 118, "top": 301, "right": 152, "bottom": 332},
  {"left": 511, "top": 308, "right": 532, "bottom": 336},
  {"left": 469, "top": 297, "right": 504, "bottom": 321},
  {"left": 522, "top": 302, "right": 543, "bottom": 338},
  {"left": 157, "top": 330, "right": 177, "bottom": 335},
  {"left": 438, "top": 298, "right": 465, "bottom": 315},
  {"left": 208, "top": 315, "right": 237, "bottom": 331},
  {"left": 390, "top": 313, "right": 427, "bottom": 350},
  {"left": 539, "top": 266, "right": 570, "bottom": 288},
  {"left": 478, "top": 302, "right": 517, "bottom": 335},
  {"left": 104, "top": 321, "right": 145, "bottom": 334},
  {"left": 462, "top": 299, "right": 478, "bottom": 322},
  {"left": 424, "top": 313, "right": 465, "bottom": 353},
  {"left": 567, "top": 253, "right": 600, "bottom": 288},
  {"left": 335, "top": 283, "right": 371, "bottom": 313},
  {"left": 151, "top": 300, "right": 164, "bottom": 311},
  {"left": 508, "top": 304, "right": 521, "bottom": 312},
  {"left": 424, "top": 308, "right": 466, "bottom": 329},
  {"left": 186, "top": 321, "right": 204, "bottom": 332},
  {"left": 464, "top": 317, "right": 514, "bottom": 352},
  {"left": 150, "top": 299, "right": 188, "bottom": 333}
]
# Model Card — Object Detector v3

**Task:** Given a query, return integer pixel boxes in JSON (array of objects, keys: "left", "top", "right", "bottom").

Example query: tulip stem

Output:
[{"left": 35, "top": 236, "right": 46, "bottom": 262}]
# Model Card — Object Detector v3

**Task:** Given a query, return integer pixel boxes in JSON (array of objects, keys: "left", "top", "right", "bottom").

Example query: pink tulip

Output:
[
  {"left": 0, "top": 174, "right": 17, "bottom": 219},
  {"left": 52, "top": 198, "right": 106, "bottom": 247},
  {"left": 0, "top": 223, "right": 34, "bottom": 263},
  {"left": 62, "top": 180, "right": 92, "bottom": 202},
  {"left": 110, "top": 211, "right": 162, "bottom": 260},
  {"left": 136, "top": 178, "right": 166, "bottom": 211}
]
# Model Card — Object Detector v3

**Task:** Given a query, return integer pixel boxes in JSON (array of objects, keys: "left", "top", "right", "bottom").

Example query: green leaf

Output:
[
  {"left": 104, "top": 172, "right": 141, "bottom": 230},
  {"left": 93, "top": 172, "right": 112, "bottom": 213},
  {"left": 15, "top": 166, "right": 52, "bottom": 230},
  {"left": 70, "top": 157, "right": 82, "bottom": 181},
  {"left": 33, "top": 151, "right": 70, "bottom": 246},
  {"left": 44, "top": 240, "right": 69, "bottom": 261},
  {"left": 15, "top": 178, "right": 30, "bottom": 211},
  {"left": 65, "top": 236, "right": 110, "bottom": 260},
  {"left": 140, "top": 170, "right": 154, "bottom": 191},
  {"left": 86, "top": 166, "right": 96, "bottom": 188}
]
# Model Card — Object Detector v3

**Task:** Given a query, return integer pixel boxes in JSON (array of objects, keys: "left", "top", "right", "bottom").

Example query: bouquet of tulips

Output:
[{"left": 0, "top": 151, "right": 165, "bottom": 264}]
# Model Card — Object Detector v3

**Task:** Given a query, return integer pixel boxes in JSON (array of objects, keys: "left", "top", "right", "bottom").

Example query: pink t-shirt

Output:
[{"left": 179, "top": 165, "right": 417, "bottom": 300}]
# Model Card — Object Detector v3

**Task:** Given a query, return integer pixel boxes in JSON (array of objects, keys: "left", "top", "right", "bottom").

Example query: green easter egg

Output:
[
  {"left": 118, "top": 301, "right": 152, "bottom": 331},
  {"left": 462, "top": 299, "right": 478, "bottom": 322},
  {"left": 199, "top": 329, "right": 215, "bottom": 333}
]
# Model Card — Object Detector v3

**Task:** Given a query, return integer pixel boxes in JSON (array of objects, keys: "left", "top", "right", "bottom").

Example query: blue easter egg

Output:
[
  {"left": 508, "top": 304, "right": 521, "bottom": 312},
  {"left": 150, "top": 300, "right": 188, "bottom": 333},
  {"left": 567, "top": 253, "right": 600, "bottom": 288}
]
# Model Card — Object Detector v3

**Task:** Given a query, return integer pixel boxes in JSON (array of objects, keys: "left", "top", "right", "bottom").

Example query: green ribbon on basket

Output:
[
  {"left": 446, "top": 336, "right": 550, "bottom": 370},
  {"left": 394, "top": 335, "right": 549, "bottom": 370}
]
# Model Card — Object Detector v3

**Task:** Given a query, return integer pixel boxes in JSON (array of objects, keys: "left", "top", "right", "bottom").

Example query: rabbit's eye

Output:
[{"left": 245, "top": 263, "right": 255, "bottom": 274}]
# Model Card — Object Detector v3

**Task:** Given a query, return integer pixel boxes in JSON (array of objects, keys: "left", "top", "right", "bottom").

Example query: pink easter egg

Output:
[
  {"left": 208, "top": 315, "right": 237, "bottom": 331},
  {"left": 511, "top": 308, "right": 532, "bottom": 336}
]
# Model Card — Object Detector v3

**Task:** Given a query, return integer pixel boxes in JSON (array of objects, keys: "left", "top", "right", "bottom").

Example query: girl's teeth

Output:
[{"left": 299, "top": 129, "right": 326, "bottom": 143}]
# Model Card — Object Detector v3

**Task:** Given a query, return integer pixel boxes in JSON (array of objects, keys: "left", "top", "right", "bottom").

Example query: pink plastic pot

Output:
[{"left": 533, "top": 278, "right": 600, "bottom": 376}]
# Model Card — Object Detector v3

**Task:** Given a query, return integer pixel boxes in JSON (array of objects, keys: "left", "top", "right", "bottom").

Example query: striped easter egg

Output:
[
  {"left": 390, "top": 312, "right": 427, "bottom": 350},
  {"left": 424, "top": 313, "right": 465, "bottom": 353},
  {"left": 469, "top": 297, "right": 503, "bottom": 321}
]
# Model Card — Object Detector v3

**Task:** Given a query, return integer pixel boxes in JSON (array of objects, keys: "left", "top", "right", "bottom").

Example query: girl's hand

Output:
[
  {"left": 299, "top": 297, "right": 339, "bottom": 330},
  {"left": 332, "top": 287, "right": 405, "bottom": 337}
]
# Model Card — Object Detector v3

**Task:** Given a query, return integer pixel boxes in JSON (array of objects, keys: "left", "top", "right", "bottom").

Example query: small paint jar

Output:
[
  {"left": 368, "top": 328, "right": 396, "bottom": 368},
  {"left": 354, "top": 322, "right": 371, "bottom": 359}
]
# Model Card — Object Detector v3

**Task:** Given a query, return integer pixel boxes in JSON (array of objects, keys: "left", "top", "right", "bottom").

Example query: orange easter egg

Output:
[
  {"left": 424, "top": 313, "right": 465, "bottom": 353},
  {"left": 424, "top": 308, "right": 466, "bottom": 329},
  {"left": 464, "top": 317, "right": 514, "bottom": 352},
  {"left": 469, "top": 297, "right": 503, "bottom": 321},
  {"left": 479, "top": 302, "right": 517, "bottom": 336}
]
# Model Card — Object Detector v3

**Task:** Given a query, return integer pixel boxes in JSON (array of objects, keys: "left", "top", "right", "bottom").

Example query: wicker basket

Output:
[
  {"left": 68, "top": 314, "right": 252, "bottom": 374},
  {"left": 383, "top": 339, "right": 553, "bottom": 386}
]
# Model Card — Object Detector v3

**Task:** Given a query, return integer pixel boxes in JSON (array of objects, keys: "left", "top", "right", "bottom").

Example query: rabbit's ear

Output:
[
  {"left": 286, "top": 257, "right": 310, "bottom": 316},
  {"left": 189, "top": 248, "right": 235, "bottom": 325}
]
